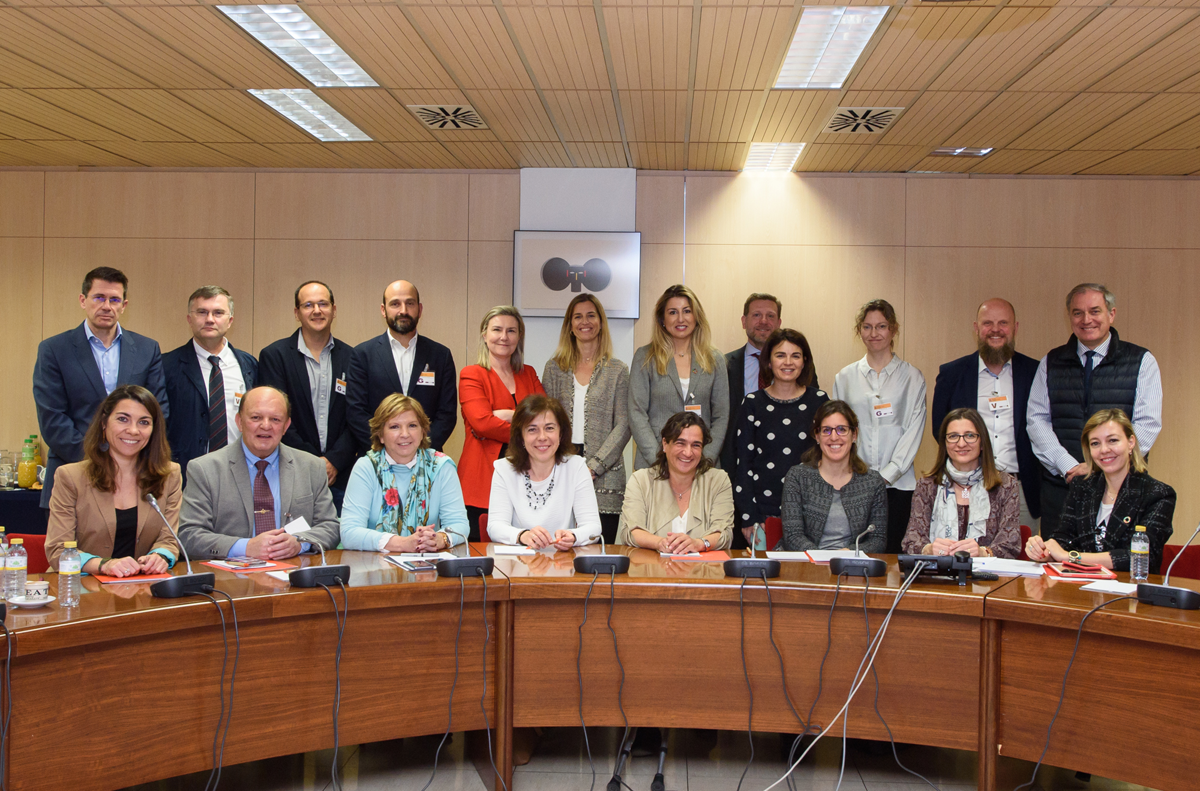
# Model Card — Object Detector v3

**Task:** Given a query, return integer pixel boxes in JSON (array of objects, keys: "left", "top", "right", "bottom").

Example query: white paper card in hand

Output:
[
  {"left": 1081, "top": 580, "right": 1138, "bottom": 595},
  {"left": 284, "top": 517, "right": 311, "bottom": 535}
]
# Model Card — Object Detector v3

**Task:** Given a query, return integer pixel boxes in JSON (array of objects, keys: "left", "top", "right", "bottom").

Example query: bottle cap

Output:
[
  {"left": 11, "top": 539, "right": 22, "bottom": 545},
  {"left": 64, "top": 541, "right": 77, "bottom": 548},
  {"left": 0, "top": 527, "right": 5, "bottom": 533},
  {"left": 22, "top": 439, "right": 30, "bottom": 444},
  {"left": 1136, "top": 525, "right": 1147, "bottom": 532}
]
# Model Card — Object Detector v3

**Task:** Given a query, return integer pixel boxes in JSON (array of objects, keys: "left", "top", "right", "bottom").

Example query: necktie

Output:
[
  {"left": 207, "top": 355, "right": 227, "bottom": 451},
  {"left": 253, "top": 460, "right": 275, "bottom": 536},
  {"left": 1083, "top": 350, "right": 1097, "bottom": 406},
  {"left": 750, "top": 352, "right": 768, "bottom": 391}
]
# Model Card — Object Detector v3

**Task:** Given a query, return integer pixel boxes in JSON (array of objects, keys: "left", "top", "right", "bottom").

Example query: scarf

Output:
[
  {"left": 929, "top": 461, "right": 990, "bottom": 544},
  {"left": 368, "top": 447, "right": 447, "bottom": 535}
]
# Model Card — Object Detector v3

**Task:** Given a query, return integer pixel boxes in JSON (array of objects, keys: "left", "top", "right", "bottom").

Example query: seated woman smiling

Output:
[{"left": 617, "top": 412, "right": 734, "bottom": 554}]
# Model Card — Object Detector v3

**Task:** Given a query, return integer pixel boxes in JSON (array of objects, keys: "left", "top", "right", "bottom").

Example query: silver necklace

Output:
[{"left": 523, "top": 466, "right": 557, "bottom": 510}]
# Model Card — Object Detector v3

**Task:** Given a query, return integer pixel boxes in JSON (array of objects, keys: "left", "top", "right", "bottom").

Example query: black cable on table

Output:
[
  {"left": 317, "top": 581, "right": 349, "bottom": 791},
  {"left": 605, "top": 570, "right": 632, "bottom": 790},
  {"left": 194, "top": 590, "right": 239, "bottom": 791},
  {"left": 577, "top": 570, "right": 602, "bottom": 791},
  {"left": 786, "top": 572, "right": 845, "bottom": 791},
  {"left": 0, "top": 622, "right": 14, "bottom": 791},
  {"left": 419, "top": 575, "right": 464, "bottom": 791},
  {"left": 1013, "top": 595, "right": 1136, "bottom": 791},
  {"left": 477, "top": 569, "right": 509, "bottom": 791},
  {"left": 736, "top": 576, "right": 757, "bottom": 791}
]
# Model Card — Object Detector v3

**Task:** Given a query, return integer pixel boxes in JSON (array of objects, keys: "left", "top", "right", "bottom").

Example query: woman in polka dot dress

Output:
[{"left": 733, "top": 328, "right": 828, "bottom": 548}]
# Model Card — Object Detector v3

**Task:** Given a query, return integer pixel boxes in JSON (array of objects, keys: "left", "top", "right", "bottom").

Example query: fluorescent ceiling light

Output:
[
  {"left": 775, "top": 7, "right": 888, "bottom": 90},
  {"left": 744, "top": 142, "right": 805, "bottom": 172},
  {"left": 931, "top": 146, "right": 994, "bottom": 157},
  {"left": 219, "top": 5, "right": 376, "bottom": 87},
  {"left": 249, "top": 89, "right": 372, "bottom": 141}
]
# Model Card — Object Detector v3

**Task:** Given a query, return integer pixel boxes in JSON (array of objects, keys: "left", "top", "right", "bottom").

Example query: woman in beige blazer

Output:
[
  {"left": 47, "top": 384, "right": 181, "bottom": 577},
  {"left": 617, "top": 411, "right": 734, "bottom": 552}
]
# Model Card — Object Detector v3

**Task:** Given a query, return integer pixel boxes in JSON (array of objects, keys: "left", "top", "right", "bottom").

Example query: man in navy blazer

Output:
[
  {"left": 33, "top": 267, "right": 169, "bottom": 508},
  {"left": 258, "top": 281, "right": 357, "bottom": 494},
  {"left": 162, "top": 286, "right": 258, "bottom": 486},
  {"left": 346, "top": 280, "right": 457, "bottom": 452},
  {"left": 930, "top": 298, "right": 1041, "bottom": 529}
]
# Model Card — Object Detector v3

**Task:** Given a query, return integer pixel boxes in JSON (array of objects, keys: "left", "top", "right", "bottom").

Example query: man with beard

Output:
[
  {"left": 931, "top": 298, "right": 1041, "bottom": 531},
  {"left": 346, "top": 280, "right": 457, "bottom": 452}
]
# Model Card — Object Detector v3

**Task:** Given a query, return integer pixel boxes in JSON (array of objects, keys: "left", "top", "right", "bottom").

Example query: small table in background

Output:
[{"left": 0, "top": 488, "right": 47, "bottom": 534}]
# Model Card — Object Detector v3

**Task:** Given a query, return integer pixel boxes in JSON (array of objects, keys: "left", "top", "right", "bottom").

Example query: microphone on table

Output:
[
  {"left": 289, "top": 527, "right": 352, "bottom": 589},
  {"left": 574, "top": 531, "right": 630, "bottom": 575},
  {"left": 145, "top": 493, "right": 216, "bottom": 599},
  {"left": 1137, "top": 521, "right": 1200, "bottom": 610},
  {"left": 724, "top": 522, "right": 780, "bottom": 579},
  {"left": 829, "top": 524, "right": 886, "bottom": 578}
]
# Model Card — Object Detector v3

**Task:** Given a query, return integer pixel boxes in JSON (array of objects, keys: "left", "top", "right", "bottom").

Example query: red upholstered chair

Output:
[
  {"left": 10, "top": 533, "right": 48, "bottom": 574},
  {"left": 764, "top": 517, "right": 783, "bottom": 551},
  {"left": 1018, "top": 525, "right": 1032, "bottom": 561},
  {"left": 478, "top": 513, "right": 489, "bottom": 543},
  {"left": 1160, "top": 544, "right": 1200, "bottom": 580}
]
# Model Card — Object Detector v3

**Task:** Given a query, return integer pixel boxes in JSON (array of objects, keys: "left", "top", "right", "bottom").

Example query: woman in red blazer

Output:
[{"left": 459, "top": 306, "right": 544, "bottom": 541}]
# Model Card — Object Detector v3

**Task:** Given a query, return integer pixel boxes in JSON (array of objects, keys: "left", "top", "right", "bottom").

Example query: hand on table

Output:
[
  {"left": 137, "top": 554, "right": 168, "bottom": 574},
  {"left": 99, "top": 557, "right": 141, "bottom": 577},
  {"left": 519, "top": 526, "right": 554, "bottom": 549},
  {"left": 551, "top": 530, "right": 576, "bottom": 551},
  {"left": 413, "top": 525, "right": 441, "bottom": 553},
  {"left": 659, "top": 533, "right": 702, "bottom": 555},
  {"left": 247, "top": 529, "right": 302, "bottom": 560}
]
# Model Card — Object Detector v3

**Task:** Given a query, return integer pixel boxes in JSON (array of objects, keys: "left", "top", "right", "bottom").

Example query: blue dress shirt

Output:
[
  {"left": 84, "top": 321, "right": 122, "bottom": 395},
  {"left": 228, "top": 443, "right": 310, "bottom": 557}
]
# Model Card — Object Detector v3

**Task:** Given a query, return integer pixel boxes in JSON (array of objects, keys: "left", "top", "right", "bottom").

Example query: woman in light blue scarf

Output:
[{"left": 340, "top": 394, "right": 469, "bottom": 552}]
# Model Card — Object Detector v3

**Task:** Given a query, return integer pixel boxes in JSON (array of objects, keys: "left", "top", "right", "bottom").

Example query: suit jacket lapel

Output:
[
  {"left": 116, "top": 330, "right": 136, "bottom": 385},
  {"left": 665, "top": 360, "right": 683, "bottom": 405},
  {"left": 286, "top": 332, "right": 319, "bottom": 434},
  {"left": 278, "top": 446, "right": 295, "bottom": 521},
  {"left": 87, "top": 484, "right": 118, "bottom": 551},
  {"left": 375, "top": 334, "right": 405, "bottom": 395},
  {"left": 229, "top": 447, "right": 256, "bottom": 532},
  {"left": 407, "top": 336, "right": 429, "bottom": 394},
  {"left": 182, "top": 345, "right": 208, "bottom": 401},
  {"left": 135, "top": 496, "right": 152, "bottom": 549},
  {"left": 71, "top": 326, "right": 108, "bottom": 402}
]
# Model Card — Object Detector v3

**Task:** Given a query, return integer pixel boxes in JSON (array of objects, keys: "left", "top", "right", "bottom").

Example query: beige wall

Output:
[{"left": 2, "top": 167, "right": 1193, "bottom": 541}]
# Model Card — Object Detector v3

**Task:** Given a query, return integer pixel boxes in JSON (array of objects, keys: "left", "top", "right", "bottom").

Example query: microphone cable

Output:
[
  {"left": 577, "top": 571, "right": 601, "bottom": 791},
  {"left": 419, "top": 575, "right": 465, "bottom": 791},
  {"left": 195, "top": 589, "right": 240, "bottom": 791},
  {"left": 476, "top": 569, "right": 509, "bottom": 791},
  {"left": 1012, "top": 594, "right": 1136, "bottom": 791},
  {"left": 0, "top": 623, "right": 14, "bottom": 791},
  {"left": 317, "top": 580, "right": 349, "bottom": 791},
  {"left": 605, "top": 569, "right": 632, "bottom": 791},
  {"left": 785, "top": 572, "right": 845, "bottom": 791}
]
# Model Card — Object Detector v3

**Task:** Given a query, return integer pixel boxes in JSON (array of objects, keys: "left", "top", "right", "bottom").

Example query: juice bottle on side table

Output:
[
  {"left": 5, "top": 539, "right": 26, "bottom": 600},
  {"left": 16, "top": 442, "right": 36, "bottom": 489}
]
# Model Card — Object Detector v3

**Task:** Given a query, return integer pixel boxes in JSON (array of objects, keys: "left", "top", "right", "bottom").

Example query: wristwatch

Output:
[
  {"left": 702, "top": 538, "right": 711, "bottom": 551},
  {"left": 1068, "top": 550, "right": 1082, "bottom": 563}
]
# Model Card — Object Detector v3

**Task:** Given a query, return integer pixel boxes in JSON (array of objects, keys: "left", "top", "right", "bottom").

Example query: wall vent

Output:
[
  {"left": 407, "top": 105, "right": 488, "bottom": 130},
  {"left": 824, "top": 107, "right": 903, "bottom": 134}
]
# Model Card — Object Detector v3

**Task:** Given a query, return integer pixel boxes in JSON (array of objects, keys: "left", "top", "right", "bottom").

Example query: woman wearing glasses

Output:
[
  {"left": 780, "top": 401, "right": 886, "bottom": 553},
  {"left": 902, "top": 408, "right": 1021, "bottom": 559}
]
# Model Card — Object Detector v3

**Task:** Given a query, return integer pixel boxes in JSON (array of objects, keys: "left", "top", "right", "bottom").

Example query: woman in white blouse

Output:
[
  {"left": 832, "top": 299, "right": 927, "bottom": 554},
  {"left": 486, "top": 394, "right": 602, "bottom": 548}
]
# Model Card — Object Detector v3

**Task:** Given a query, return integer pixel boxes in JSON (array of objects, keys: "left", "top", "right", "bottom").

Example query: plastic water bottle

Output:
[
  {"left": 5, "top": 539, "right": 26, "bottom": 600},
  {"left": 1130, "top": 525, "right": 1150, "bottom": 582},
  {"left": 59, "top": 541, "right": 81, "bottom": 607},
  {"left": 0, "top": 526, "right": 8, "bottom": 554}
]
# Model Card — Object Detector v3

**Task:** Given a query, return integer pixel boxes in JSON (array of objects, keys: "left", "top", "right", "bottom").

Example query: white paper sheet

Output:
[{"left": 1080, "top": 580, "right": 1139, "bottom": 595}]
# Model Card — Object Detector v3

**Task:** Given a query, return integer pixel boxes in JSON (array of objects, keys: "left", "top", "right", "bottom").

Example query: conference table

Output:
[{"left": 1, "top": 545, "right": 1196, "bottom": 791}]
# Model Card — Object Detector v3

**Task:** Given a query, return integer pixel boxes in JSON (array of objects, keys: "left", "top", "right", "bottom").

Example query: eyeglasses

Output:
[
  {"left": 191, "top": 308, "right": 229, "bottom": 320},
  {"left": 946, "top": 432, "right": 981, "bottom": 445},
  {"left": 89, "top": 295, "right": 124, "bottom": 306},
  {"left": 300, "top": 301, "right": 332, "bottom": 311},
  {"left": 820, "top": 425, "right": 851, "bottom": 437}
]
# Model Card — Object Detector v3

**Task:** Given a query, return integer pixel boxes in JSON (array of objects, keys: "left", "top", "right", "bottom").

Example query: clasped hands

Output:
[
  {"left": 519, "top": 526, "right": 575, "bottom": 551},
  {"left": 658, "top": 532, "right": 703, "bottom": 555},
  {"left": 925, "top": 537, "right": 982, "bottom": 557},
  {"left": 246, "top": 528, "right": 304, "bottom": 560},
  {"left": 98, "top": 553, "right": 169, "bottom": 577},
  {"left": 388, "top": 525, "right": 443, "bottom": 553}
]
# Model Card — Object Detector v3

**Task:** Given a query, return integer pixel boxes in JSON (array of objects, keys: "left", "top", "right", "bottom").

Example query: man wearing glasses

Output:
[
  {"left": 257, "top": 281, "right": 356, "bottom": 510},
  {"left": 162, "top": 285, "right": 258, "bottom": 486},
  {"left": 34, "top": 267, "right": 170, "bottom": 509}
]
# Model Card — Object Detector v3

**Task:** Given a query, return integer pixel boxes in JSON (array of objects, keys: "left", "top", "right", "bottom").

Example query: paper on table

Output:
[
  {"left": 765, "top": 551, "right": 811, "bottom": 561},
  {"left": 393, "top": 552, "right": 456, "bottom": 560},
  {"left": 266, "top": 570, "right": 291, "bottom": 582},
  {"left": 805, "top": 549, "right": 857, "bottom": 563},
  {"left": 203, "top": 560, "right": 296, "bottom": 573},
  {"left": 283, "top": 516, "right": 311, "bottom": 535},
  {"left": 92, "top": 573, "right": 172, "bottom": 584},
  {"left": 972, "top": 558, "right": 1046, "bottom": 577},
  {"left": 493, "top": 545, "right": 537, "bottom": 556},
  {"left": 1081, "top": 580, "right": 1139, "bottom": 595},
  {"left": 659, "top": 550, "right": 731, "bottom": 562}
]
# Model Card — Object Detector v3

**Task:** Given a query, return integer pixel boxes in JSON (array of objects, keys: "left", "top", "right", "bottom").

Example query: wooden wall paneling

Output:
[
  {"left": 1021, "top": 149, "right": 1122, "bottom": 175},
  {"left": 468, "top": 173, "right": 520, "bottom": 243},
  {"left": 847, "top": 7, "right": 996, "bottom": 92},
  {"left": 41, "top": 238, "right": 256, "bottom": 351},
  {"left": 0, "top": 172, "right": 45, "bottom": 237},
  {"left": 635, "top": 173, "right": 684, "bottom": 245},
  {"left": 0, "top": 237, "right": 43, "bottom": 451},
  {"left": 0, "top": 9, "right": 154, "bottom": 89},
  {"left": 1008, "top": 93, "right": 1156, "bottom": 151},
  {"left": 943, "top": 92, "right": 1073, "bottom": 149},
  {"left": 632, "top": 242, "right": 683, "bottom": 349},
  {"left": 44, "top": 172, "right": 254, "bottom": 239},
  {"left": 254, "top": 173, "right": 469, "bottom": 241},
  {"left": 1091, "top": 15, "right": 1200, "bottom": 93},
  {"left": 465, "top": 239, "right": 517, "bottom": 462}
]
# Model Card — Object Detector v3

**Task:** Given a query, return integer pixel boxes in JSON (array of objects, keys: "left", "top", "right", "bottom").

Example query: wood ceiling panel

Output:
[
  {"left": 304, "top": 6, "right": 458, "bottom": 90},
  {"left": 0, "top": 139, "right": 139, "bottom": 167},
  {"left": 24, "top": 7, "right": 229, "bottom": 89},
  {"left": 907, "top": 153, "right": 979, "bottom": 173},
  {"left": 1008, "top": 93, "right": 1153, "bottom": 149},
  {"left": 848, "top": 7, "right": 995, "bottom": 92},
  {"left": 687, "top": 142, "right": 747, "bottom": 171},
  {"left": 811, "top": 90, "right": 915, "bottom": 145},
  {"left": 506, "top": 141, "right": 572, "bottom": 167},
  {"left": 689, "top": 90, "right": 760, "bottom": 142},
  {"left": 965, "top": 148, "right": 1056, "bottom": 173},
  {"left": 205, "top": 143, "right": 310, "bottom": 169},
  {"left": 117, "top": 7, "right": 307, "bottom": 90},
  {"left": 0, "top": 9, "right": 154, "bottom": 88},
  {"left": 97, "top": 89, "right": 251, "bottom": 143},
  {"left": 929, "top": 8, "right": 1094, "bottom": 92},
  {"left": 1022, "top": 149, "right": 1123, "bottom": 174},
  {"left": 694, "top": 5, "right": 796, "bottom": 91},
  {"left": 1168, "top": 70, "right": 1200, "bottom": 91},
  {"left": 316, "top": 142, "right": 412, "bottom": 169},
  {"left": 620, "top": 90, "right": 686, "bottom": 141},
  {"left": 630, "top": 141, "right": 685, "bottom": 170},
  {"left": 466, "top": 90, "right": 560, "bottom": 141},
  {"left": 0, "top": 47, "right": 82, "bottom": 88},
  {"left": 877, "top": 91, "right": 994, "bottom": 146},
  {"left": 24, "top": 89, "right": 193, "bottom": 142},
  {"left": 1091, "top": 15, "right": 1200, "bottom": 92},
  {"left": 383, "top": 142, "right": 465, "bottom": 170},
  {"left": 505, "top": 5, "right": 610, "bottom": 90},
  {"left": 1012, "top": 8, "right": 1195, "bottom": 92},
  {"left": 261, "top": 143, "right": 353, "bottom": 168},
  {"left": 1080, "top": 148, "right": 1200, "bottom": 174},
  {"left": 1071, "top": 92, "right": 1200, "bottom": 149},
  {"left": 853, "top": 144, "right": 928, "bottom": 172},
  {"left": 545, "top": 90, "right": 622, "bottom": 140},
  {"left": 316, "top": 89, "right": 436, "bottom": 143},
  {"left": 405, "top": 6, "right": 535, "bottom": 91},
  {"left": 0, "top": 89, "right": 130, "bottom": 140},
  {"left": 603, "top": 5, "right": 691, "bottom": 91},
  {"left": 0, "top": 108, "right": 69, "bottom": 140},
  {"left": 943, "top": 91, "right": 1071, "bottom": 148},
  {"left": 751, "top": 90, "right": 840, "bottom": 143},
  {"left": 1136, "top": 112, "right": 1200, "bottom": 147},
  {"left": 0, "top": 144, "right": 38, "bottom": 167},
  {"left": 87, "top": 140, "right": 252, "bottom": 167},
  {"left": 568, "top": 140, "right": 628, "bottom": 167},
  {"left": 171, "top": 90, "right": 323, "bottom": 144},
  {"left": 793, "top": 143, "right": 870, "bottom": 172}
]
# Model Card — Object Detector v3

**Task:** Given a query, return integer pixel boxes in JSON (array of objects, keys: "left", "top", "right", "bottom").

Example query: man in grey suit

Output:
[
  {"left": 179, "top": 386, "right": 339, "bottom": 560},
  {"left": 33, "top": 266, "right": 168, "bottom": 509}
]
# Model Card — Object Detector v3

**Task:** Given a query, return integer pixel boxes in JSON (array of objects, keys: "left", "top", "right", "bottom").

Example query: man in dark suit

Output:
[
  {"left": 33, "top": 267, "right": 168, "bottom": 508},
  {"left": 930, "top": 298, "right": 1041, "bottom": 530},
  {"left": 162, "top": 286, "right": 258, "bottom": 486},
  {"left": 257, "top": 281, "right": 356, "bottom": 504},
  {"left": 347, "top": 280, "right": 457, "bottom": 452}
]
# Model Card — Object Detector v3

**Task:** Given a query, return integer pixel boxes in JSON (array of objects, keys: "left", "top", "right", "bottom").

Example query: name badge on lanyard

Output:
[
  {"left": 872, "top": 402, "right": 894, "bottom": 419},
  {"left": 987, "top": 395, "right": 1011, "bottom": 413},
  {"left": 685, "top": 404, "right": 702, "bottom": 418}
]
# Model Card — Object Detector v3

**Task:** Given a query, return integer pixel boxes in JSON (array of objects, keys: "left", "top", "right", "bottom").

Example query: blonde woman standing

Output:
[
  {"left": 629, "top": 284, "right": 729, "bottom": 470},
  {"left": 542, "top": 294, "right": 630, "bottom": 543}
]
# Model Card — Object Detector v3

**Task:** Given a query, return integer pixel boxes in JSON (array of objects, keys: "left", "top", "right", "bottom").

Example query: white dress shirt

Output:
[
  {"left": 743, "top": 343, "right": 763, "bottom": 396},
  {"left": 832, "top": 355, "right": 927, "bottom": 491},
  {"left": 1026, "top": 333, "right": 1162, "bottom": 477},
  {"left": 486, "top": 455, "right": 602, "bottom": 546},
  {"left": 977, "top": 356, "right": 1019, "bottom": 474},
  {"left": 572, "top": 378, "right": 587, "bottom": 444},
  {"left": 388, "top": 331, "right": 418, "bottom": 394},
  {"left": 194, "top": 339, "right": 245, "bottom": 446}
]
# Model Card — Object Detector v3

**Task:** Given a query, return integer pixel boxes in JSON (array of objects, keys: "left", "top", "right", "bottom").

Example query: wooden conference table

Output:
[{"left": 2, "top": 545, "right": 1198, "bottom": 791}]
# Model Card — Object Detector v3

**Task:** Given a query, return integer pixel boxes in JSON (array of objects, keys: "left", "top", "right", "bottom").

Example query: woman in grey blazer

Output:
[
  {"left": 629, "top": 284, "right": 729, "bottom": 470},
  {"left": 542, "top": 294, "right": 631, "bottom": 543},
  {"left": 781, "top": 400, "right": 887, "bottom": 553}
]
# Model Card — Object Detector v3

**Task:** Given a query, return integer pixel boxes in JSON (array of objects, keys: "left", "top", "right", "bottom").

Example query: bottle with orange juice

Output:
[{"left": 16, "top": 440, "right": 36, "bottom": 489}]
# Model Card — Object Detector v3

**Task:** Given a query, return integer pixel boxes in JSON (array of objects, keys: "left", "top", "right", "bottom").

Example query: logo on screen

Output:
[{"left": 541, "top": 257, "right": 613, "bottom": 293}]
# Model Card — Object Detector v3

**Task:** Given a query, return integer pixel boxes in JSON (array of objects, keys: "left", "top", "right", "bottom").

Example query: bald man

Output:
[
  {"left": 930, "top": 299, "right": 1041, "bottom": 530},
  {"left": 346, "top": 280, "right": 458, "bottom": 452}
]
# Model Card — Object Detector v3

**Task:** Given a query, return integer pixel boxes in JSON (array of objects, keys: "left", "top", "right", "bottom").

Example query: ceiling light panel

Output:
[
  {"left": 219, "top": 5, "right": 377, "bottom": 87},
  {"left": 249, "top": 89, "right": 372, "bottom": 141},
  {"left": 775, "top": 7, "right": 888, "bottom": 90},
  {"left": 744, "top": 143, "right": 805, "bottom": 172},
  {"left": 931, "top": 146, "right": 994, "bottom": 156}
]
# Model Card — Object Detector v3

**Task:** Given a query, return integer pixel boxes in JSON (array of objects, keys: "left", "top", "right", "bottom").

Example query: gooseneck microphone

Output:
[
  {"left": 289, "top": 537, "right": 352, "bottom": 589},
  {"left": 1137, "top": 521, "right": 1200, "bottom": 610},
  {"left": 145, "top": 493, "right": 217, "bottom": 599},
  {"left": 829, "top": 524, "right": 887, "bottom": 578},
  {"left": 854, "top": 525, "right": 873, "bottom": 557},
  {"left": 574, "top": 532, "right": 630, "bottom": 575},
  {"left": 724, "top": 522, "right": 781, "bottom": 579}
]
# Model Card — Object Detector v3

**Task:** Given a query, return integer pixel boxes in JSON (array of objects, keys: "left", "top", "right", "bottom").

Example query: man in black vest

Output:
[{"left": 1026, "top": 283, "right": 1162, "bottom": 536}]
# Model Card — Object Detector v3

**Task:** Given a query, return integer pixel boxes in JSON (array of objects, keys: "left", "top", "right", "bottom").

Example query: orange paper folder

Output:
[
  {"left": 1044, "top": 563, "right": 1118, "bottom": 581},
  {"left": 93, "top": 572, "right": 172, "bottom": 584},
  {"left": 663, "top": 550, "right": 731, "bottom": 562},
  {"left": 202, "top": 560, "right": 296, "bottom": 574}
]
